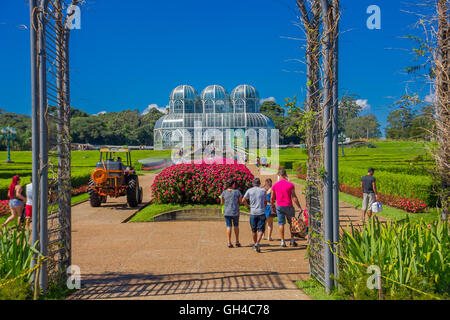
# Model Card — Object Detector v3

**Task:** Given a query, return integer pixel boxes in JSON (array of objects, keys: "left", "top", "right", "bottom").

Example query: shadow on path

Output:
[{"left": 68, "top": 271, "right": 309, "bottom": 300}]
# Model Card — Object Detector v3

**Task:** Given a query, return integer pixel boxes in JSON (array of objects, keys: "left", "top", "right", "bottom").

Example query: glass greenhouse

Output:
[{"left": 154, "top": 84, "right": 276, "bottom": 150}]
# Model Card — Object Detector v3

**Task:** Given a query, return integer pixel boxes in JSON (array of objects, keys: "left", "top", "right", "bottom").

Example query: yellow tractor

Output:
[{"left": 89, "top": 148, "right": 143, "bottom": 207}]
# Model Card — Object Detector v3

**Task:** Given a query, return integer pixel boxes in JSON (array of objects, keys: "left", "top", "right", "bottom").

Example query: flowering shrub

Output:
[
  {"left": 394, "top": 199, "right": 429, "bottom": 213},
  {"left": 152, "top": 164, "right": 254, "bottom": 204},
  {"left": 71, "top": 185, "right": 89, "bottom": 196},
  {"left": 0, "top": 200, "right": 9, "bottom": 216},
  {"left": 338, "top": 184, "right": 429, "bottom": 213}
]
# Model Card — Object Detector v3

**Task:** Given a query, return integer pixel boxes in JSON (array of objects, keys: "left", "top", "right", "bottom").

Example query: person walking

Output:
[
  {"left": 242, "top": 178, "right": 267, "bottom": 253},
  {"left": 361, "top": 168, "right": 378, "bottom": 223},
  {"left": 263, "top": 178, "right": 275, "bottom": 241},
  {"left": 2, "top": 175, "right": 26, "bottom": 228},
  {"left": 25, "top": 177, "right": 33, "bottom": 231},
  {"left": 271, "top": 169, "right": 303, "bottom": 247},
  {"left": 220, "top": 179, "right": 243, "bottom": 248}
]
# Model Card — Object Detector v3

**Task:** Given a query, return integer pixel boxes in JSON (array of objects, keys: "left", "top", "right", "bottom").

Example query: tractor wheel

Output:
[
  {"left": 127, "top": 177, "right": 139, "bottom": 208},
  {"left": 138, "top": 187, "right": 143, "bottom": 204},
  {"left": 89, "top": 179, "right": 101, "bottom": 207},
  {"left": 101, "top": 195, "right": 107, "bottom": 203}
]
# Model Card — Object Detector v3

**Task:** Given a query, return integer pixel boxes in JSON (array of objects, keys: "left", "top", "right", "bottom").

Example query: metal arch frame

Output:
[{"left": 30, "top": 0, "right": 80, "bottom": 294}]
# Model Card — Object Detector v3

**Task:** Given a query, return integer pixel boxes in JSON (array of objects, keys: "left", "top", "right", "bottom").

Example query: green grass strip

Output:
[
  {"left": 295, "top": 278, "right": 342, "bottom": 300},
  {"left": 130, "top": 203, "right": 250, "bottom": 222}
]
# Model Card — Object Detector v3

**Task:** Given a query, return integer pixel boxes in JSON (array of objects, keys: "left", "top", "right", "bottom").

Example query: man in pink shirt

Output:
[{"left": 271, "top": 169, "right": 303, "bottom": 247}]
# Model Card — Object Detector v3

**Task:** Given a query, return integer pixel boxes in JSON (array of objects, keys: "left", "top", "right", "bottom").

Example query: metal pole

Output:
[
  {"left": 331, "top": 0, "right": 340, "bottom": 288},
  {"left": 38, "top": 0, "right": 48, "bottom": 293},
  {"left": 320, "top": 0, "right": 334, "bottom": 294},
  {"left": 7, "top": 137, "right": 11, "bottom": 162},
  {"left": 29, "top": 0, "right": 40, "bottom": 287}
]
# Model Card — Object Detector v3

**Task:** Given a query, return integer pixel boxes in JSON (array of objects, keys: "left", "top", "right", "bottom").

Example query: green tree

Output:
[
  {"left": 338, "top": 94, "right": 362, "bottom": 135},
  {"left": 345, "top": 114, "right": 381, "bottom": 140},
  {"left": 385, "top": 104, "right": 415, "bottom": 140},
  {"left": 410, "top": 105, "right": 435, "bottom": 141}
]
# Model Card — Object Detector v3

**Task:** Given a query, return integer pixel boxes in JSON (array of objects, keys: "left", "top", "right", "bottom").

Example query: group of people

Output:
[
  {"left": 220, "top": 169, "right": 304, "bottom": 252},
  {"left": 2, "top": 175, "right": 33, "bottom": 230},
  {"left": 255, "top": 156, "right": 269, "bottom": 168}
]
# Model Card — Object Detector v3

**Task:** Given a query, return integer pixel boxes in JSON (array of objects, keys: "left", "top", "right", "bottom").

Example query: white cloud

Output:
[
  {"left": 142, "top": 104, "right": 168, "bottom": 115},
  {"left": 425, "top": 93, "right": 436, "bottom": 104},
  {"left": 93, "top": 111, "right": 106, "bottom": 116},
  {"left": 260, "top": 97, "right": 276, "bottom": 104},
  {"left": 355, "top": 99, "right": 371, "bottom": 111}
]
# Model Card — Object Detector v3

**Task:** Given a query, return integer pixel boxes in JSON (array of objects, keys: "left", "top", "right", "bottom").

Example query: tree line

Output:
[
  {"left": 0, "top": 107, "right": 164, "bottom": 150},
  {"left": 260, "top": 93, "right": 435, "bottom": 142},
  {"left": 0, "top": 96, "right": 436, "bottom": 150}
]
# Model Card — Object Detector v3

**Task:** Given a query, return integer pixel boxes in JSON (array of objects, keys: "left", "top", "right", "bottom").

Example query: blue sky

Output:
[{"left": 0, "top": 0, "right": 434, "bottom": 133}]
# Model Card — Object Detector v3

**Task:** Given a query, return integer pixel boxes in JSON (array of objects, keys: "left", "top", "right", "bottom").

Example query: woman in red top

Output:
[{"left": 2, "top": 175, "right": 26, "bottom": 228}]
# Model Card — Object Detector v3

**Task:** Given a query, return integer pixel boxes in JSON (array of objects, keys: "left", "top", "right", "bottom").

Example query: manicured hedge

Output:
[
  {"left": 294, "top": 162, "right": 437, "bottom": 206},
  {"left": 339, "top": 167, "right": 437, "bottom": 206}
]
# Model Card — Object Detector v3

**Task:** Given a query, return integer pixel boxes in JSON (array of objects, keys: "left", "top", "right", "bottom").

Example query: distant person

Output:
[
  {"left": 25, "top": 178, "right": 33, "bottom": 231},
  {"left": 271, "top": 169, "right": 303, "bottom": 247},
  {"left": 263, "top": 178, "right": 275, "bottom": 241},
  {"left": 2, "top": 175, "right": 26, "bottom": 228},
  {"left": 242, "top": 178, "right": 267, "bottom": 253},
  {"left": 117, "top": 156, "right": 125, "bottom": 170},
  {"left": 220, "top": 179, "right": 243, "bottom": 248},
  {"left": 261, "top": 156, "right": 268, "bottom": 167},
  {"left": 256, "top": 157, "right": 261, "bottom": 168},
  {"left": 361, "top": 168, "right": 378, "bottom": 222}
]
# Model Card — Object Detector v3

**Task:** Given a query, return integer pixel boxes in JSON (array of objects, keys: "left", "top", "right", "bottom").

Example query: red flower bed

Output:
[
  {"left": 152, "top": 163, "right": 254, "bottom": 204},
  {"left": 0, "top": 200, "right": 9, "bottom": 216},
  {"left": 339, "top": 184, "right": 429, "bottom": 213},
  {"left": 72, "top": 185, "right": 89, "bottom": 196}
]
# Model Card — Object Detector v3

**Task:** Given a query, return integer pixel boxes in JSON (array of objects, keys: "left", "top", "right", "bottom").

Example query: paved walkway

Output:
[{"left": 69, "top": 166, "right": 367, "bottom": 300}]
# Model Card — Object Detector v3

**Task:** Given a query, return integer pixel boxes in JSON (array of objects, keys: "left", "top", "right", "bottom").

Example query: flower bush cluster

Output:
[
  {"left": 338, "top": 184, "right": 429, "bottom": 213},
  {"left": 0, "top": 200, "right": 9, "bottom": 216},
  {"left": 71, "top": 185, "right": 89, "bottom": 196},
  {"left": 152, "top": 164, "right": 254, "bottom": 204},
  {"left": 393, "top": 199, "right": 428, "bottom": 213}
]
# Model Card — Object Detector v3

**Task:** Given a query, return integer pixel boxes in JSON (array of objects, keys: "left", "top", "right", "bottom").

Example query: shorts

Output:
[
  {"left": 250, "top": 214, "right": 266, "bottom": 233},
  {"left": 276, "top": 206, "right": 295, "bottom": 226},
  {"left": 362, "top": 193, "right": 375, "bottom": 211},
  {"left": 224, "top": 216, "right": 239, "bottom": 227},
  {"left": 265, "top": 206, "right": 277, "bottom": 219},
  {"left": 25, "top": 205, "right": 32, "bottom": 218},
  {"left": 9, "top": 199, "right": 22, "bottom": 208}
]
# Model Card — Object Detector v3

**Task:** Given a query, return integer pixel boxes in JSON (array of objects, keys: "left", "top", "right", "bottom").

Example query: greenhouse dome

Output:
[
  {"left": 169, "top": 85, "right": 202, "bottom": 113},
  {"left": 231, "top": 84, "right": 260, "bottom": 113},
  {"left": 154, "top": 84, "right": 276, "bottom": 150},
  {"left": 201, "top": 85, "right": 231, "bottom": 113}
]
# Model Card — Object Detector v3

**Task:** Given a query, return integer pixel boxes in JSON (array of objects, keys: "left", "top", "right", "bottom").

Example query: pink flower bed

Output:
[
  {"left": 394, "top": 199, "right": 429, "bottom": 213},
  {"left": 0, "top": 200, "right": 9, "bottom": 216},
  {"left": 152, "top": 163, "right": 254, "bottom": 204}
]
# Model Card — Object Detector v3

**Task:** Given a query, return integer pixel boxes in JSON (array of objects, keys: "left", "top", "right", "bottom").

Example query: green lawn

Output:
[{"left": 0, "top": 150, "right": 171, "bottom": 199}]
